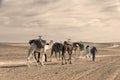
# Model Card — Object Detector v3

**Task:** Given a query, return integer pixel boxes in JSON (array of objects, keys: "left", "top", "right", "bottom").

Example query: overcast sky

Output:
[{"left": 0, "top": 0, "right": 120, "bottom": 43}]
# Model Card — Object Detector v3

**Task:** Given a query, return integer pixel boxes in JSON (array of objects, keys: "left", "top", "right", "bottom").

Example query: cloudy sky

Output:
[{"left": 0, "top": 0, "right": 120, "bottom": 43}]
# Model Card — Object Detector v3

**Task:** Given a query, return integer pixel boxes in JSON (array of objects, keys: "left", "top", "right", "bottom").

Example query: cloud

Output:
[{"left": 0, "top": 0, "right": 120, "bottom": 43}]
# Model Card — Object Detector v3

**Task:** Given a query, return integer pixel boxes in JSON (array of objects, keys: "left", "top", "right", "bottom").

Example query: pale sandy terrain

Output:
[{"left": 0, "top": 43, "right": 120, "bottom": 80}]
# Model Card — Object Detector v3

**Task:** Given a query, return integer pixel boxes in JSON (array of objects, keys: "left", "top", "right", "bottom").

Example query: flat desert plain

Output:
[{"left": 0, "top": 43, "right": 120, "bottom": 80}]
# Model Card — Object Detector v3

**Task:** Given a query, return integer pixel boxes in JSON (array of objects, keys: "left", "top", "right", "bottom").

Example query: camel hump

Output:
[
  {"left": 29, "top": 39, "right": 46, "bottom": 48},
  {"left": 29, "top": 39, "right": 35, "bottom": 45},
  {"left": 64, "top": 41, "right": 73, "bottom": 46}
]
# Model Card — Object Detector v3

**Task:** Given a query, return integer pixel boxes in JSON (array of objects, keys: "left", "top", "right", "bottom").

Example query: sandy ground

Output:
[{"left": 0, "top": 43, "right": 120, "bottom": 80}]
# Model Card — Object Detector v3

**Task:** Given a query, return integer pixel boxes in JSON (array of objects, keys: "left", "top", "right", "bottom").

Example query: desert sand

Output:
[{"left": 0, "top": 42, "right": 120, "bottom": 80}]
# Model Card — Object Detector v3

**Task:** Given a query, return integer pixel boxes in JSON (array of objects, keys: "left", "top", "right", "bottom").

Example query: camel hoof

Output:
[
  {"left": 62, "top": 63, "right": 64, "bottom": 65},
  {"left": 65, "top": 62, "right": 67, "bottom": 64}
]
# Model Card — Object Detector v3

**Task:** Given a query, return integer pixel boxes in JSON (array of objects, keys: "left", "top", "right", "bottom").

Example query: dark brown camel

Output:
[
  {"left": 62, "top": 41, "right": 73, "bottom": 65},
  {"left": 50, "top": 42, "right": 63, "bottom": 61}
]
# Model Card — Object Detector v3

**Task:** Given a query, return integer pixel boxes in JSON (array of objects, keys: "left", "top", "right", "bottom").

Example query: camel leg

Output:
[
  {"left": 37, "top": 52, "right": 40, "bottom": 63},
  {"left": 43, "top": 47, "right": 47, "bottom": 62},
  {"left": 69, "top": 51, "right": 72, "bottom": 64},
  {"left": 27, "top": 45, "right": 39, "bottom": 67},
  {"left": 27, "top": 54, "right": 31, "bottom": 67},
  {"left": 62, "top": 54, "right": 64, "bottom": 65},
  {"left": 58, "top": 51, "right": 61, "bottom": 61},
  {"left": 65, "top": 54, "right": 67, "bottom": 64},
  {"left": 55, "top": 51, "right": 58, "bottom": 61},
  {"left": 27, "top": 48, "right": 33, "bottom": 67},
  {"left": 62, "top": 47, "right": 65, "bottom": 65},
  {"left": 40, "top": 54, "right": 45, "bottom": 66},
  {"left": 64, "top": 51, "right": 67, "bottom": 64},
  {"left": 62, "top": 50, "right": 65, "bottom": 65},
  {"left": 44, "top": 54, "right": 47, "bottom": 62},
  {"left": 40, "top": 47, "right": 47, "bottom": 66},
  {"left": 50, "top": 50, "right": 54, "bottom": 62},
  {"left": 27, "top": 53, "right": 36, "bottom": 67},
  {"left": 32, "top": 52, "right": 39, "bottom": 66},
  {"left": 34, "top": 51, "right": 37, "bottom": 62}
]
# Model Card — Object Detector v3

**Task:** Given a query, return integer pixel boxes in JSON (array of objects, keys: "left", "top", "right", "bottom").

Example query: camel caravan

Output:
[{"left": 27, "top": 36, "right": 96, "bottom": 67}]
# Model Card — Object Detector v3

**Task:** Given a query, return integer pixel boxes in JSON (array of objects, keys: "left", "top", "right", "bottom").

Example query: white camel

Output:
[{"left": 27, "top": 40, "right": 53, "bottom": 67}]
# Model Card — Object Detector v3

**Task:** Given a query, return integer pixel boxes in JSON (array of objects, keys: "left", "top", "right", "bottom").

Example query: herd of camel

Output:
[{"left": 27, "top": 38, "right": 84, "bottom": 67}]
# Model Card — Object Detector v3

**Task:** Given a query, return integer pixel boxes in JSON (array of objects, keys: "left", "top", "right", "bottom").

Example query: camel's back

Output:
[{"left": 29, "top": 39, "right": 46, "bottom": 48}]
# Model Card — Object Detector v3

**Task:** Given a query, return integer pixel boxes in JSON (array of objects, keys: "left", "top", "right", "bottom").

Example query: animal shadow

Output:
[{"left": 0, "top": 64, "right": 27, "bottom": 68}]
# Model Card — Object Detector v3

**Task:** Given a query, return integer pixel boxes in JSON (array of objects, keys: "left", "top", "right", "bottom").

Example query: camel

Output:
[
  {"left": 50, "top": 42, "right": 63, "bottom": 61},
  {"left": 27, "top": 39, "right": 53, "bottom": 67},
  {"left": 61, "top": 41, "right": 73, "bottom": 65}
]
